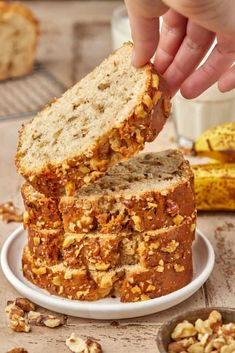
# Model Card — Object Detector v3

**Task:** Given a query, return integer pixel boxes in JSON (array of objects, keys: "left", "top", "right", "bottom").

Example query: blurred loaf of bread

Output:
[{"left": 0, "top": 1, "right": 38, "bottom": 80}]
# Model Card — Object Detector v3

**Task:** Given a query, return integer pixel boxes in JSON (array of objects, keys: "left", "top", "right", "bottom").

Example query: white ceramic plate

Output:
[{"left": 1, "top": 226, "right": 214, "bottom": 320}]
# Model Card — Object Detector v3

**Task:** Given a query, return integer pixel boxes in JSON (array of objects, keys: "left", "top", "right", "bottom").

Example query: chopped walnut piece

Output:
[
  {"left": 221, "top": 323, "right": 235, "bottom": 337},
  {"left": 86, "top": 339, "right": 102, "bottom": 353},
  {"left": 5, "top": 300, "right": 30, "bottom": 333},
  {"left": 9, "top": 317, "right": 30, "bottom": 333},
  {"left": 5, "top": 303, "right": 24, "bottom": 319},
  {"left": 174, "top": 264, "right": 185, "bottom": 273},
  {"left": 172, "top": 321, "right": 197, "bottom": 340},
  {"left": 66, "top": 333, "right": 102, "bottom": 353},
  {"left": 168, "top": 341, "right": 186, "bottom": 352},
  {"left": 28, "top": 311, "right": 66, "bottom": 328},
  {"left": 166, "top": 199, "right": 179, "bottom": 217},
  {"left": 6, "top": 348, "right": 28, "bottom": 353},
  {"left": 0, "top": 201, "right": 23, "bottom": 223},
  {"left": 172, "top": 214, "right": 184, "bottom": 226},
  {"left": 131, "top": 215, "right": 143, "bottom": 231},
  {"left": 195, "top": 319, "right": 213, "bottom": 335},
  {"left": 15, "top": 298, "right": 36, "bottom": 312},
  {"left": 208, "top": 311, "right": 222, "bottom": 325},
  {"left": 65, "top": 181, "right": 76, "bottom": 196},
  {"left": 220, "top": 342, "right": 235, "bottom": 353},
  {"left": 161, "top": 240, "right": 179, "bottom": 253},
  {"left": 187, "top": 342, "right": 204, "bottom": 353},
  {"left": 97, "top": 82, "right": 110, "bottom": 90}
]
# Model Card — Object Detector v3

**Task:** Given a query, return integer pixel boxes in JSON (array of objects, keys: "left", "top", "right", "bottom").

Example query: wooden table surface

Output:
[{"left": 0, "top": 2, "right": 234, "bottom": 352}]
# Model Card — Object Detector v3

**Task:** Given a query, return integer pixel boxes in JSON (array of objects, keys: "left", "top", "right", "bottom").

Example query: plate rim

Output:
[{"left": 0, "top": 225, "right": 215, "bottom": 318}]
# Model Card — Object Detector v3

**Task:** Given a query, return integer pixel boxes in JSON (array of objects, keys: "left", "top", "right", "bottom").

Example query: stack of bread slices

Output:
[{"left": 16, "top": 43, "right": 196, "bottom": 302}]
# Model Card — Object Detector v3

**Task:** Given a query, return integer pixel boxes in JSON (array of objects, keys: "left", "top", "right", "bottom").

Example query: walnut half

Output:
[
  {"left": 28, "top": 311, "right": 66, "bottom": 328},
  {"left": 15, "top": 298, "right": 36, "bottom": 312}
]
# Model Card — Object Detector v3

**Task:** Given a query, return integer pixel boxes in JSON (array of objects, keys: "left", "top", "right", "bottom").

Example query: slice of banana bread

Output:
[
  {"left": 21, "top": 183, "right": 62, "bottom": 230},
  {"left": 22, "top": 233, "right": 193, "bottom": 303},
  {"left": 62, "top": 214, "right": 195, "bottom": 271},
  {"left": 21, "top": 150, "right": 194, "bottom": 233},
  {"left": 22, "top": 246, "right": 124, "bottom": 301},
  {"left": 16, "top": 42, "right": 171, "bottom": 197},
  {"left": 0, "top": 2, "right": 38, "bottom": 80},
  {"left": 60, "top": 150, "right": 195, "bottom": 233}
]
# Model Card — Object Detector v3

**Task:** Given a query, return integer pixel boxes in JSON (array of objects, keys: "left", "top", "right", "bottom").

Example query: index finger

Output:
[
  {"left": 125, "top": 0, "right": 168, "bottom": 67},
  {"left": 128, "top": 14, "right": 159, "bottom": 67}
]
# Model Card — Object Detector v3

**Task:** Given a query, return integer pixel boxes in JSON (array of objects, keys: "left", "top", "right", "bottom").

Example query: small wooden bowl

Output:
[{"left": 157, "top": 307, "right": 235, "bottom": 353}]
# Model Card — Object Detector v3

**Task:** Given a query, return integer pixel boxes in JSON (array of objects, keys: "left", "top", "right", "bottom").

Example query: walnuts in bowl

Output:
[{"left": 168, "top": 310, "right": 235, "bottom": 353}]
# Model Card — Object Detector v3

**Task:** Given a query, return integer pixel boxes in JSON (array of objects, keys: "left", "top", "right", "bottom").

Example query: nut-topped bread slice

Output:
[
  {"left": 16, "top": 42, "right": 170, "bottom": 197},
  {"left": 25, "top": 214, "right": 195, "bottom": 270},
  {"left": 21, "top": 150, "right": 194, "bottom": 233},
  {"left": 60, "top": 150, "right": 195, "bottom": 234},
  {"left": 22, "top": 246, "right": 123, "bottom": 301},
  {"left": 0, "top": 1, "right": 38, "bottom": 80},
  {"left": 62, "top": 214, "right": 195, "bottom": 271},
  {"left": 22, "top": 225, "right": 193, "bottom": 302}
]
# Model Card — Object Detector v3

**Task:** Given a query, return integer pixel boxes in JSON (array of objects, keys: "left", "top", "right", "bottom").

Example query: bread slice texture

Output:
[
  {"left": 26, "top": 213, "right": 195, "bottom": 270},
  {"left": 22, "top": 221, "right": 193, "bottom": 303},
  {"left": 60, "top": 150, "right": 195, "bottom": 233},
  {"left": 22, "top": 246, "right": 124, "bottom": 301},
  {"left": 62, "top": 214, "right": 195, "bottom": 271},
  {"left": 0, "top": 1, "right": 38, "bottom": 80},
  {"left": 16, "top": 42, "right": 171, "bottom": 197},
  {"left": 21, "top": 183, "right": 62, "bottom": 230}
]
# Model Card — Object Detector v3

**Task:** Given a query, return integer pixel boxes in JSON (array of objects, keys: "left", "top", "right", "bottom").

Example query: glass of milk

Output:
[
  {"left": 173, "top": 86, "right": 235, "bottom": 147},
  {"left": 112, "top": 6, "right": 235, "bottom": 146}
]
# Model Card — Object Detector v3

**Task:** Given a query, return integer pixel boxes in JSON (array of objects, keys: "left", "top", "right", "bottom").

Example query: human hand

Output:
[{"left": 124, "top": 0, "right": 235, "bottom": 98}]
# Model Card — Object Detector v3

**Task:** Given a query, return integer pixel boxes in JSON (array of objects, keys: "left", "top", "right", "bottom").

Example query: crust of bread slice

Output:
[{"left": 16, "top": 43, "right": 171, "bottom": 197}]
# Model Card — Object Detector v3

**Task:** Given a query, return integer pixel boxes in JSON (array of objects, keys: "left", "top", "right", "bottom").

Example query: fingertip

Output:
[
  {"left": 131, "top": 48, "right": 144, "bottom": 68},
  {"left": 180, "top": 86, "right": 198, "bottom": 99},
  {"left": 131, "top": 42, "right": 157, "bottom": 67},
  {"left": 180, "top": 79, "right": 202, "bottom": 99},
  {"left": 217, "top": 79, "right": 229, "bottom": 93}
]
